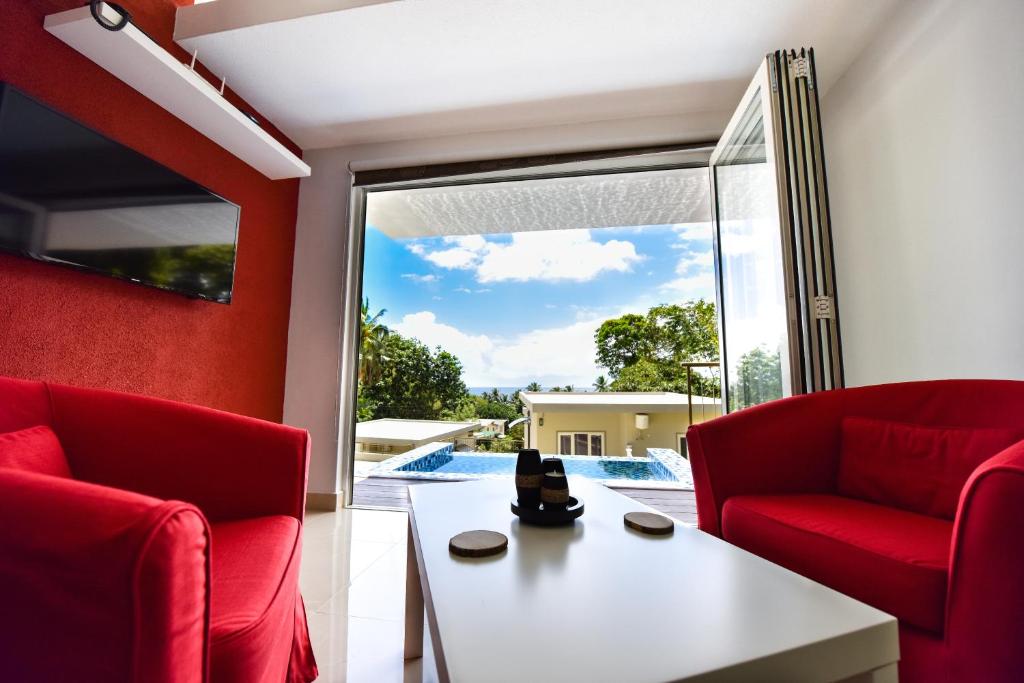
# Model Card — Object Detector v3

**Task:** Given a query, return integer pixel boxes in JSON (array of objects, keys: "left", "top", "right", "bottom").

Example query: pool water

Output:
[{"left": 397, "top": 453, "right": 678, "bottom": 482}]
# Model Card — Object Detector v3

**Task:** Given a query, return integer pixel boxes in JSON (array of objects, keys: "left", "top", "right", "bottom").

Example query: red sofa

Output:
[
  {"left": 0, "top": 376, "right": 318, "bottom": 683},
  {"left": 687, "top": 379, "right": 1024, "bottom": 683}
]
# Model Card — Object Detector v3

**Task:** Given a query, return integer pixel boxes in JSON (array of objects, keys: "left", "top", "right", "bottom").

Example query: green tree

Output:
[
  {"left": 360, "top": 334, "right": 468, "bottom": 420},
  {"left": 524, "top": 382, "right": 542, "bottom": 392},
  {"left": 594, "top": 313, "right": 656, "bottom": 374},
  {"left": 593, "top": 375, "right": 609, "bottom": 392},
  {"left": 609, "top": 358, "right": 674, "bottom": 392},
  {"left": 359, "top": 298, "right": 389, "bottom": 385},
  {"left": 647, "top": 300, "right": 719, "bottom": 364},
  {"left": 475, "top": 395, "right": 520, "bottom": 422},
  {"left": 730, "top": 346, "right": 783, "bottom": 411},
  {"left": 596, "top": 300, "right": 720, "bottom": 396}
]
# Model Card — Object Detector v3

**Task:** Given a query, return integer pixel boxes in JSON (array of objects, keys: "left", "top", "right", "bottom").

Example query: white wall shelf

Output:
[{"left": 44, "top": 3, "right": 310, "bottom": 180}]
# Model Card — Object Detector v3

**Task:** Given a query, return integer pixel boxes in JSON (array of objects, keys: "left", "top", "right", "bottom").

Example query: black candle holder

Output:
[
  {"left": 515, "top": 449, "right": 543, "bottom": 508},
  {"left": 511, "top": 455, "right": 583, "bottom": 525}
]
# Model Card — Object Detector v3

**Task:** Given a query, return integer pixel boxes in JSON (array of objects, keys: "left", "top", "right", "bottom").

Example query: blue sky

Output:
[{"left": 362, "top": 222, "right": 714, "bottom": 388}]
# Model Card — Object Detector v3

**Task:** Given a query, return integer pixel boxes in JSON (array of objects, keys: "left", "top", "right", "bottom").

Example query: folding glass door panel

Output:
[{"left": 711, "top": 49, "right": 843, "bottom": 412}]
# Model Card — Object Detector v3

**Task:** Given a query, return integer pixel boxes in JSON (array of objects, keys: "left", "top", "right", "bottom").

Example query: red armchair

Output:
[
  {"left": 687, "top": 379, "right": 1024, "bottom": 683},
  {"left": 0, "top": 376, "right": 318, "bottom": 683}
]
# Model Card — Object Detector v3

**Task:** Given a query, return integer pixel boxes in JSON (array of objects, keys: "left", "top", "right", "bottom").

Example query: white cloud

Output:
[
  {"left": 659, "top": 227, "right": 715, "bottom": 302},
  {"left": 675, "top": 250, "right": 713, "bottom": 275},
  {"left": 453, "top": 286, "right": 472, "bottom": 293},
  {"left": 659, "top": 272, "right": 715, "bottom": 301},
  {"left": 407, "top": 229, "right": 641, "bottom": 283},
  {"left": 390, "top": 310, "right": 603, "bottom": 387},
  {"left": 671, "top": 222, "right": 713, "bottom": 245},
  {"left": 401, "top": 273, "right": 439, "bottom": 283}
]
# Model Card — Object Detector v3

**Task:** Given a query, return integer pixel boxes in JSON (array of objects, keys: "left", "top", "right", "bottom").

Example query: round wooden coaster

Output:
[
  {"left": 624, "top": 511, "right": 674, "bottom": 536},
  {"left": 449, "top": 530, "right": 508, "bottom": 558}
]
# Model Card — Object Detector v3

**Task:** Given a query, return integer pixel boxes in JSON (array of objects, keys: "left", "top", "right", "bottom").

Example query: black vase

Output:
[
  {"left": 542, "top": 457, "right": 566, "bottom": 475},
  {"left": 541, "top": 458, "right": 570, "bottom": 508},
  {"left": 515, "top": 449, "right": 543, "bottom": 507}
]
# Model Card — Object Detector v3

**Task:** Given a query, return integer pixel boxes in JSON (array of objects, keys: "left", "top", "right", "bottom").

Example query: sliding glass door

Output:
[{"left": 711, "top": 49, "right": 843, "bottom": 412}]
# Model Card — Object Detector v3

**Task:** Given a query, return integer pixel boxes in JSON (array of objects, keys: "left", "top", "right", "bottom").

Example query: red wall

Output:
[{"left": 0, "top": 0, "right": 301, "bottom": 421}]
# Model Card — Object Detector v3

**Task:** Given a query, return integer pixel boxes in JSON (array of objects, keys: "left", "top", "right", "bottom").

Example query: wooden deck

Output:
[{"left": 353, "top": 477, "right": 697, "bottom": 525}]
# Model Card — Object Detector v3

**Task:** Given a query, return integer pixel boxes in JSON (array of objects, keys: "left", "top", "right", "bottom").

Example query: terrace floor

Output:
[{"left": 352, "top": 476, "right": 698, "bottom": 525}]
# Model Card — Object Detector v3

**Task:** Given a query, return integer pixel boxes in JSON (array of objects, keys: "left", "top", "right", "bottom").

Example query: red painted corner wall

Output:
[{"left": 0, "top": 0, "right": 301, "bottom": 422}]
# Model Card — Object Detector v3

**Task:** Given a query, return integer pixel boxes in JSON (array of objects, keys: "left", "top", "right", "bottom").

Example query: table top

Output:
[{"left": 409, "top": 478, "right": 898, "bottom": 683}]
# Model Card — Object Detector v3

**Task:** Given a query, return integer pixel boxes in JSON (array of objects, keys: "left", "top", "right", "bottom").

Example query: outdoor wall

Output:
[
  {"left": 286, "top": 111, "right": 730, "bottom": 495},
  {"left": 821, "top": 0, "right": 1024, "bottom": 387},
  {"left": 529, "top": 410, "right": 718, "bottom": 457}
]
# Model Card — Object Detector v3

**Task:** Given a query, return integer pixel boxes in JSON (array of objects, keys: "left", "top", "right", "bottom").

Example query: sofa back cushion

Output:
[
  {"left": 0, "top": 426, "right": 72, "bottom": 479},
  {"left": 837, "top": 417, "right": 1021, "bottom": 519}
]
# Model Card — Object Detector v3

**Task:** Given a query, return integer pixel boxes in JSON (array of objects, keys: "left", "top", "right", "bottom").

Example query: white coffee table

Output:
[{"left": 405, "top": 479, "right": 898, "bottom": 682}]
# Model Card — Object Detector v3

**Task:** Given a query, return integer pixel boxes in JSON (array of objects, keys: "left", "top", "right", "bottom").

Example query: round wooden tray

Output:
[{"left": 511, "top": 496, "right": 584, "bottom": 526}]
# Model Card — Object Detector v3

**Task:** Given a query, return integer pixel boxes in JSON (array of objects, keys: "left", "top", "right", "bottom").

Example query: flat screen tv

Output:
[{"left": 0, "top": 83, "right": 240, "bottom": 303}]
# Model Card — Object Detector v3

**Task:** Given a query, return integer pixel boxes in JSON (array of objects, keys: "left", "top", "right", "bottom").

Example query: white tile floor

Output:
[{"left": 300, "top": 508, "right": 439, "bottom": 683}]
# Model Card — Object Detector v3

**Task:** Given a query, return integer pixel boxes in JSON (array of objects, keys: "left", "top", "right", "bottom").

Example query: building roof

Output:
[
  {"left": 355, "top": 419, "right": 479, "bottom": 446},
  {"left": 519, "top": 391, "right": 721, "bottom": 414}
]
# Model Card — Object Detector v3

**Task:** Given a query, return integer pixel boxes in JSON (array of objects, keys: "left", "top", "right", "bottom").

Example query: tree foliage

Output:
[
  {"left": 729, "top": 345, "right": 783, "bottom": 411},
  {"left": 359, "top": 298, "right": 389, "bottom": 385},
  {"left": 594, "top": 300, "right": 720, "bottom": 396},
  {"left": 359, "top": 334, "right": 468, "bottom": 420},
  {"left": 445, "top": 388, "right": 523, "bottom": 423}
]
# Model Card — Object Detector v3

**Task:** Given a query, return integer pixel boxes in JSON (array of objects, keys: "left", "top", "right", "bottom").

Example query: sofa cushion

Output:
[
  {"left": 0, "top": 425, "right": 71, "bottom": 478},
  {"left": 722, "top": 493, "right": 952, "bottom": 633},
  {"left": 209, "top": 515, "right": 300, "bottom": 641},
  {"left": 837, "top": 417, "right": 1021, "bottom": 518}
]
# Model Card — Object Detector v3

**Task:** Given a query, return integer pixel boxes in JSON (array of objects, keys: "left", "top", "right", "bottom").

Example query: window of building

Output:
[{"left": 557, "top": 432, "right": 605, "bottom": 456}]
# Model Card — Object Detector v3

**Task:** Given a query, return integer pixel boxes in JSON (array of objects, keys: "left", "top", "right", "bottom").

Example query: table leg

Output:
[{"left": 404, "top": 520, "right": 424, "bottom": 660}]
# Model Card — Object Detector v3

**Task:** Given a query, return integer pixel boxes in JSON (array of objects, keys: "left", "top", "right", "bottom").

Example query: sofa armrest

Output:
[
  {"left": 945, "top": 439, "right": 1024, "bottom": 681},
  {"left": 0, "top": 470, "right": 210, "bottom": 683},
  {"left": 687, "top": 391, "right": 845, "bottom": 536},
  {"left": 47, "top": 382, "right": 310, "bottom": 523}
]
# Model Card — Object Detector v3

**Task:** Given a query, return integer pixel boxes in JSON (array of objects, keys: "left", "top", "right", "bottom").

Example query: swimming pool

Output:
[{"left": 370, "top": 443, "right": 693, "bottom": 489}]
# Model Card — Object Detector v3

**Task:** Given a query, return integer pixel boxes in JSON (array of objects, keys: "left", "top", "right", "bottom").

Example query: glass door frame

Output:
[
  {"left": 709, "top": 59, "right": 804, "bottom": 412},
  {"left": 709, "top": 49, "right": 844, "bottom": 413}
]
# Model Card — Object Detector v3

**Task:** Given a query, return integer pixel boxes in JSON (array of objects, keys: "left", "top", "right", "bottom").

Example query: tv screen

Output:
[{"left": 0, "top": 83, "right": 240, "bottom": 303}]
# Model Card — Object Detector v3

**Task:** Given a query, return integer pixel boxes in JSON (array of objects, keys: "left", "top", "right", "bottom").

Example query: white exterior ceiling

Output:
[
  {"left": 366, "top": 167, "right": 710, "bottom": 239},
  {"left": 175, "top": 0, "right": 898, "bottom": 150}
]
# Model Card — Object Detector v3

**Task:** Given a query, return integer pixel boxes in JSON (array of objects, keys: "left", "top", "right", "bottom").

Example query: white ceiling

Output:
[
  {"left": 175, "top": 0, "right": 897, "bottom": 150},
  {"left": 366, "top": 167, "right": 710, "bottom": 238}
]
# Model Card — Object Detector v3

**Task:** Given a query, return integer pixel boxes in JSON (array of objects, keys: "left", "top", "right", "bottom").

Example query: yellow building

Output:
[{"left": 519, "top": 392, "right": 722, "bottom": 458}]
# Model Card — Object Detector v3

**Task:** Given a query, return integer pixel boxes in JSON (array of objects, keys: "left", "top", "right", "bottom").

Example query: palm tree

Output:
[
  {"left": 524, "top": 382, "right": 542, "bottom": 392},
  {"left": 359, "top": 298, "right": 389, "bottom": 385},
  {"left": 593, "top": 375, "right": 609, "bottom": 392}
]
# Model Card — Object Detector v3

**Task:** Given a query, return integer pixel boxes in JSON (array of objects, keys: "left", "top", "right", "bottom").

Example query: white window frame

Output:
[{"left": 556, "top": 431, "right": 606, "bottom": 456}]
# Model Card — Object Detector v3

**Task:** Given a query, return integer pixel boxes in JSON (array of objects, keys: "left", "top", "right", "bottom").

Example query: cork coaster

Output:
[
  {"left": 624, "top": 512, "right": 674, "bottom": 536},
  {"left": 449, "top": 530, "right": 508, "bottom": 558}
]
